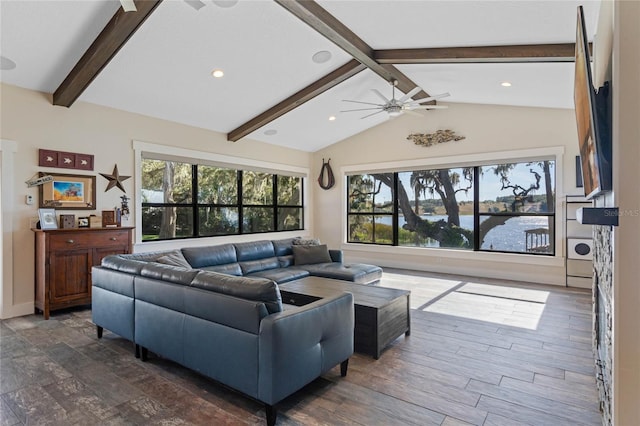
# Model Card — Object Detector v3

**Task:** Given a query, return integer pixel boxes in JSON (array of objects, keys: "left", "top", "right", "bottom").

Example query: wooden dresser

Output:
[{"left": 33, "top": 227, "right": 134, "bottom": 319}]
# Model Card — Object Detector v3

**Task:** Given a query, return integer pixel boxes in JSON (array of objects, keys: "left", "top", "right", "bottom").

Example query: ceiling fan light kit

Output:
[
  {"left": 341, "top": 79, "right": 450, "bottom": 119},
  {"left": 212, "top": 0, "right": 239, "bottom": 8}
]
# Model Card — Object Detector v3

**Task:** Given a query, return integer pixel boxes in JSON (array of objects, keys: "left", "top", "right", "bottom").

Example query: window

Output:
[
  {"left": 478, "top": 161, "right": 555, "bottom": 254},
  {"left": 141, "top": 158, "right": 303, "bottom": 241},
  {"left": 347, "top": 174, "right": 393, "bottom": 244},
  {"left": 346, "top": 159, "right": 555, "bottom": 255}
]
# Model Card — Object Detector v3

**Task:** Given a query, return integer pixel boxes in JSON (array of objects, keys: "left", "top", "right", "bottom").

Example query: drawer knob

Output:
[
  {"left": 66, "top": 239, "right": 74, "bottom": 244},
  {"left": 109, "top": 237, "right": 117, "bottom": 241}
]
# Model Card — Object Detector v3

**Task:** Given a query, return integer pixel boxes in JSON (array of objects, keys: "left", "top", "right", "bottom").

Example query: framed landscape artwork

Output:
[{"left": 38, "top": 172, "right": 96, "bottom": 210}]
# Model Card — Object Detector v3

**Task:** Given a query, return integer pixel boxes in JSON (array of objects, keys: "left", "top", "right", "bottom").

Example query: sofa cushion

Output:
[
  {"left": 239, "top": 257, "right": 280, "bottom": 275},
  {"left": 140, "top": 263, "right": 200, "bottom": 285},
  {"left": 101, "top": 255, "right": 149, "bottom": 275},
  {"left": 293, "top": 244, "right": 332, "bottom": 265},
  {"left": 201, "top": 263, "right": 243, "bottom": 276},
  {"left": 156, "top": 250, "right": 192, "bottom": 269},
  {"left": 234, "top": 240, "right": 275, "bottom": 261},
  {"left": 247, "top": 268, "right": 310, "bottom": 284},
  {"left": 191, "top": 271, "right": 282, "bottom": 314},
  {"left": 272, "top": 237, "right": 299, "bottom": 256},
  {"left": 278, "top": 255, "right": 294, "bottom": 268},
  {"left": 181, "top": 244, "right": 237, "bottom": 268},
  {"left": 300, "top": 263, "right": 383, "bottom": 285}
]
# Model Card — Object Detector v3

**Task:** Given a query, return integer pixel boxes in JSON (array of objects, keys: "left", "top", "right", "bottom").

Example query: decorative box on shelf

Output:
[{"left": 89, "top": 216, "right": 102, "bottom": 228}]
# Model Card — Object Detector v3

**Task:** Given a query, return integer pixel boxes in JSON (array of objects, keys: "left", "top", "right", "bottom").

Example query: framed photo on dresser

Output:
[{"left": 38, "top": 208, "right": 58, "bottom": 229}]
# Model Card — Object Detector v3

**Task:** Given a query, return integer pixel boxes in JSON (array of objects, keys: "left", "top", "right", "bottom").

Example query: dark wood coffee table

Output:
[{"left": 279, "top": 276, "right": 410, "bottom": 359}]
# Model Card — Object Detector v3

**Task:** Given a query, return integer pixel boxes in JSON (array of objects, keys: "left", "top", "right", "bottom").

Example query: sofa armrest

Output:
[
  {"left": 257, "top": 292, "right": 354, "bottom": 405},
  {"left": 328, "top": 249, "right": 343, "bottom": 263}
]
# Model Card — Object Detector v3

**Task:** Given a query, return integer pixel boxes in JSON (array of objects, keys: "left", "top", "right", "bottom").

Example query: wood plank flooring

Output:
[{"left": 0, "top": 268, "right": 601, "bottom": 425}]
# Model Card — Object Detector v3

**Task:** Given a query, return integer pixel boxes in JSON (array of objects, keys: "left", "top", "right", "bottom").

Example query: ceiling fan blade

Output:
[
  {"left": 407, "top": 92, "right": 451, "bottom": 104},
  {"left": 340, "top": 107, "right": 383, "bottom": 113},
  {"left": 397, "top": 87, "right": 422, "bottom": 104},
  {"left": 360, "top": 110, "right": 386, "bottom": 119},
  {"left": 408, "top": 105, "right": 449, "bottom": 110},
  {"left": 371, "top": 89, "right": 390, "bottom": 104},
  {"left": 342, "top": 99, "right": 385, "bottom": 106}
]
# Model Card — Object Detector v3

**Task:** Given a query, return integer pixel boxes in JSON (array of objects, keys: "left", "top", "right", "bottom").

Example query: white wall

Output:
[
  {"left": 611, "top": 0, "right": 640, "bottom": 422},
  {"left": 0, "top": 83, "right": 312, "bottom": 318},
  {"left": 312, "top": 102, "right": 582, "bottom": 285},
  {"left": 0, "top": 140, "right": 19, "bottom": 318}
]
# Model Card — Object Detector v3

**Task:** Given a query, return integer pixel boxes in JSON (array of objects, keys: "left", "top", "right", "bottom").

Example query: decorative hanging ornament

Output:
[
  {"left": 318, "top": 158, "right": 335, "bottom": 190},
  {"left": 100, "top": 164, "right": 131, "bottom": 193}
]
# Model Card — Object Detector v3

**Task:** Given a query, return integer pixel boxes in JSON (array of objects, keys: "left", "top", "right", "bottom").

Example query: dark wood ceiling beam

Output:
[
  {"left": 227, "top": 59, "right": 366, "bottom": 142},
  {"left": 375, "top": 43, "right": 579, "bottom": 64},
  {"left": 274, "top": 0, "right": 430, "bottom": 100},
  {"left": 53, "top": 0, "right": 163, "bottom": 107}
]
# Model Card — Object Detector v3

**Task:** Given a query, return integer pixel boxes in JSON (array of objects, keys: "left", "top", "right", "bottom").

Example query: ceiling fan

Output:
[{"left": 341, "top": 80, "right": 450, "bottom": 119}]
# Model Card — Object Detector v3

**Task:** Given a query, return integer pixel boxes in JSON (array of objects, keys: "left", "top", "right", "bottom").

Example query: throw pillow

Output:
[
  {"left": 293, "top": 244, "right": 332, "bottom": 265},
  {"left": 292, "top": 237, "right": 321, "bottom": 246},
  {"left": 156, "top": 250, "right": 192, "bottom": 269}
]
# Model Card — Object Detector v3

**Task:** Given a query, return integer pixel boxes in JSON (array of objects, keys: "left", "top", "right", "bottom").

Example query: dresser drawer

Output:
[{"left": 49, "top": 230, "right": 130, "bottom": 250}]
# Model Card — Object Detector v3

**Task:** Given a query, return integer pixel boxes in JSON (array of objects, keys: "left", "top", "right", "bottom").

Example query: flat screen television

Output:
[{"left": 574, "top": 5, "right": 612, "bottom": 199}]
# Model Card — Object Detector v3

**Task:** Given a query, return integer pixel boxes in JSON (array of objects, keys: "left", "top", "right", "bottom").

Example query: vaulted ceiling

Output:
[{"left": 0, "top": 0, "right": 601, "bottom": 152}]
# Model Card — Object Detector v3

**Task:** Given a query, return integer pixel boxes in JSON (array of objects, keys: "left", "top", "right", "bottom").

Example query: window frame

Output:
[
  {"left": 344, "top": 149, "right": 561, "bottom": 257},
  {"left": 134, "top": 141, "right": 307, "bottom": 244}
]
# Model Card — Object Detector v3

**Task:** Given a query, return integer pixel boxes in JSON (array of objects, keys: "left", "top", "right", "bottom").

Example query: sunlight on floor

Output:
[
  {"left": 380, "top": 271, "right": 550, "bottom": 330},
  {"left": 423, "top": 291, "right": 547, "bottom": 330}
]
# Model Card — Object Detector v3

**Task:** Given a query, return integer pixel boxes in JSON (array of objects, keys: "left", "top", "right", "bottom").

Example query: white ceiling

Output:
[{"left": 0, "top": 0, "right": 602, "bottom": 152}]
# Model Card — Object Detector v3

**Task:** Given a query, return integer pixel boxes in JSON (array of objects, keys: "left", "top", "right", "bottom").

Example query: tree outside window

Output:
[
  {"left": 347, "top": 159, "right": 555, "bottom": 255},
  {"left": 141, "top": 158, "right": 303, "bottom": 241}
]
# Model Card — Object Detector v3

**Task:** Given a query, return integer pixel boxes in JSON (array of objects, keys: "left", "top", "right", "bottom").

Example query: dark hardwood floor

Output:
[{"left": 0, "top": 268, "right": 601, "bottom": 425}]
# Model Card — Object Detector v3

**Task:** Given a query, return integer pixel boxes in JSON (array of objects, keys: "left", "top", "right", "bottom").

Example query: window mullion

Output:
[
  {"left": 237, "top": 170, "right": 243, "bottom": 235},
  {"left": 192, "top": 164, "right": 198, "bottom": 238},
  {"left": 393, "top": 172, "right": 399, "bottom": 246},
  {"left": 473, "top": 166, "right": 480, "bottom": 251},
  {"left": 273, "top": 174, "right": 278, "bottom": 232}
]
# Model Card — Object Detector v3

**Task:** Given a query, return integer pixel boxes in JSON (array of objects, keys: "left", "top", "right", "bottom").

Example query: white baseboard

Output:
[{"left": 0, "top": 302, "right": 34, "bottom": 319}]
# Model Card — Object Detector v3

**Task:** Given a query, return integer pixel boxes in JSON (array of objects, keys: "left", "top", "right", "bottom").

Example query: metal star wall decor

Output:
[{"left": 100, "top": 164, "right": 131, "bottom": 193}]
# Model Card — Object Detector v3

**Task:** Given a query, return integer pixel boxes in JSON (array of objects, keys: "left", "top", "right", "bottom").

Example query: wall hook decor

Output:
[
  {"left": 318, "top": 158, "right": 335, "bottom": 190},
  {"left": 100, "top": 164, "right": 131, "bottom": 192}
]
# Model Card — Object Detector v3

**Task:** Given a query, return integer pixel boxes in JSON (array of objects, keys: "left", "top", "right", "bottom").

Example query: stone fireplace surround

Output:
[{"left": 593, "top": 225, "right": 613, "bottom": 425}]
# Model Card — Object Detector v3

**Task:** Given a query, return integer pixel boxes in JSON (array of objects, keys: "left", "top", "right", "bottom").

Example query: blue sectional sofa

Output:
[{"left": 91, "top": 237, "right": 381, "bottom": 425}]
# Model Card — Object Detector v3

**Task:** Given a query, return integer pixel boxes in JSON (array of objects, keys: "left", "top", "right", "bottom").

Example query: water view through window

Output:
[{"left": 347, "top": 160, "right": 555, "bottom": 255}]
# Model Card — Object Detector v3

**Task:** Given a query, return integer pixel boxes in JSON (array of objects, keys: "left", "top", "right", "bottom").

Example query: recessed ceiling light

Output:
[
  {"left": 328, "top": 116, "right": 336, "bottom": 121},
  {"left": 0, "top": 56, "right": 16, "bottom": 71},
  {"left": 211, "top": 69, "right": 224, "bottom": 78},
  {"left": 312, "top": 51, "right": 332, "bottom": 64},
  {"left": 501, "top": 81, "right": 512, "bottom": 87},
  {"left": 264, "top": 129, "right": 277, "bottom": 136},
  {"left": 212, "top": 0, "right": 238, "bottom": 8}
]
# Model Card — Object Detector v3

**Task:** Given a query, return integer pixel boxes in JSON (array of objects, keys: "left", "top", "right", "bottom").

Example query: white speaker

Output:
[{"left": 568, "top": 238, "right": 593, "bottom": 260}]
